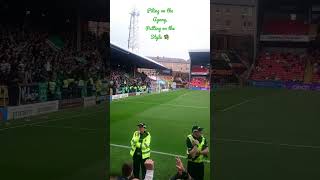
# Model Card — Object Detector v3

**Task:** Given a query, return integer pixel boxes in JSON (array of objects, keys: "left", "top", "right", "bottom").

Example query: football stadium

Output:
[
  {"left": 0, "top": 1, "right": 108, "bottom": 179},
  {"left": 110, "top": 44, "right": 211, "bottom": 179},
  {"left": 212, "top": 0, "right": 320, "bottom": 179}
]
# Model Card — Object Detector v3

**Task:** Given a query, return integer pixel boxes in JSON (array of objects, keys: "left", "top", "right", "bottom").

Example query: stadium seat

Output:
[
  {"left": 190, "top": 77, "right": 209, "bottom": 88},
  {"left": 251, "top": 52, "right": 305, "bottom": 82}
]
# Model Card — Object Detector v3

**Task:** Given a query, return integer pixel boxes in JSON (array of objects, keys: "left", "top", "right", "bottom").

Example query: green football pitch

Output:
[
  {"left": 1, "top": 87, "right": 319, "bottom": 180},
  {"left": 213, "top": 87, "right": 320, "bottom": 180},
  {"left": 110, "top": 89, "right": 211, "bottom": 179},
  {"left": 0, "top": 104, "right": 107, "bottom": 180}
]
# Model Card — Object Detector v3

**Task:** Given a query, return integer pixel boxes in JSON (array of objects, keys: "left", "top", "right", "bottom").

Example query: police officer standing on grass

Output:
[
  {"left": 130, "top": 123, "right": 151, "bottom": 179},
  {"left": 186, "top": 125, "right": 209, "bottom": 180}
]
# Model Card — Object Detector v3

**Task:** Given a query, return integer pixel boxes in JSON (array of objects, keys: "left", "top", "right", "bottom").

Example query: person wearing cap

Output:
[
  {"left": 186, "top": 125, "right": 209, "bottom": 180},
  {"left": 130, "top": 123, "right": 152, "bottom": 179}
]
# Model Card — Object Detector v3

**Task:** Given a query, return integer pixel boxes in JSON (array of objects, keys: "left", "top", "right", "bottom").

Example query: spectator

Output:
[
  {"left": 170, "top": 157, "right": 193, "bottom": 180},
  {"left": 0, "top": 24, "right": 108, "bottom": 105},
  {"left": 113, "top": 159, "right": 154, "bottom": 180},
  {"left": 110, "top": 68, "right": 150, "bottom": 95},
  {"left": 117, "top": 162, "right": 133, "bottom": 180}
]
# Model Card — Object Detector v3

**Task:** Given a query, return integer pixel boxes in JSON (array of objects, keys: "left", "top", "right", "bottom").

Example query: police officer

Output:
[
  {"left": 130, "top": 123, "right": 151, "bottom": 179},
  {"left": 186, "top": 125, "right": 209, "bottom": 180}
]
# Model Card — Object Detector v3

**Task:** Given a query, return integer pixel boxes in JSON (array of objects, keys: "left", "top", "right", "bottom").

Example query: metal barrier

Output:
[
  {"left": 19, "top": 83, "right": 43, "bottom": 105},
  {"left": 2, "top": 80, "right": 107, "bottom": 107}
]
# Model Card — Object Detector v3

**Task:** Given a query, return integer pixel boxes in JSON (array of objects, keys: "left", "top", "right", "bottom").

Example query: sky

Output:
[{"left": 110, "top": 0, "right": 210, "bottom": 60}]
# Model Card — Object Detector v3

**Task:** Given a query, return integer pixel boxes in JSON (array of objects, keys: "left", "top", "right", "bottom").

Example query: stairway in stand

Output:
[{"left": 304, "top": 59, "right": 313, "bottom": 83}]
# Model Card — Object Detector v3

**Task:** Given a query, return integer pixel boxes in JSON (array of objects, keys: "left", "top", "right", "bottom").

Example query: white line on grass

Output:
[
  {"left": 180, "top": 93, "right": 189, "bottom": 97},
  {"left": 219, "top": 98, "right": 256, "bottom": 112},
  {"left": 111, "top": 90, "right": 208, "bottom": 109},
  {"left": 117, "top": 101, "right": 209, "bottom": 109},
  {"left": 8, "top": 120, "right": 211, "bottom": 163},
  {"left": 178, "top": 91, "right": 190, "bottom": 98},
  {"left": 111, "top": 90, "right": 178, "bottom": 103},
  {"left": 111, "top": 143, "right": 211, "bottom": 163},
  {"left": 216, "top": 138, "right": 320, "bottom": 149}
]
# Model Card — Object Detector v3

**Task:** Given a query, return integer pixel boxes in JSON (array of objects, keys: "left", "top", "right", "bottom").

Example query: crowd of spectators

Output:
[
  {"left": 110, "top": 158, "right": 194, "bottom": 180},
  {"left": 0, "top": 24, "right": 107, "bottom": 105},
  {"left": 310, "top": 48, "right": 320, "bottom": 83},
  {"left": 110, "top": 68, "right": 151, "bottom": 95},
  {"left": 190, "top": 77, "right": 209, "bottom": 88},
  {"left": 173, "top": 72, "right": 188, "bottom": 84}
]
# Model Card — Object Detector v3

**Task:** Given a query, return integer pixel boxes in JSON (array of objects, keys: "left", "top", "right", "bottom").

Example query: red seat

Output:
[{"left": 251, "top": 52, "right": 305, "bottom": 81}]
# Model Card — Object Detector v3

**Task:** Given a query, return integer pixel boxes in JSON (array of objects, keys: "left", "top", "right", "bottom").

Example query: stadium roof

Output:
[
  {"left": 148, "top": 56, "right": 190, "bottom": 64},
  {"left": 189, "top": 50, "right": 210, "bottom": 65},
  {"left": 111, "top": 43, "right": 167, "bottom": 70}
]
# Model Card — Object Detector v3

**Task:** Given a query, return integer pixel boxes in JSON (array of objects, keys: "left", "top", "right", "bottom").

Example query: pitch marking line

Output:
[
  {"left": 111, "top": 90, "right": 181, "bottom": 103},
  {"left": 219, "top": 98, "right": 256, "bottom": 112},
  {"left": 118, "top": 101, "right": 209, "bottom": 109},
  {"left": 178, "top": 91, "right": 190, "bottom": 98},
  {"left": 216, "top": 138, "right": 320, "bottom": 149},
  {"left": 12, "top": 122, "right": 211, "bottom": 162},
  {"left": 10, "top": 120, "right": 210, "bottom": 163},
  {"left": 111, "top": 144, "right": 211, "bottom": 163}
]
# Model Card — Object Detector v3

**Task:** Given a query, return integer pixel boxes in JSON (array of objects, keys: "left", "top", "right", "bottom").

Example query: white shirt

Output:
[
  {"left": 144, "top": 170, "right": 154, "bottom": 180},
  {"left": 45, "top": 61, "right": 51, "bottom": 71}
]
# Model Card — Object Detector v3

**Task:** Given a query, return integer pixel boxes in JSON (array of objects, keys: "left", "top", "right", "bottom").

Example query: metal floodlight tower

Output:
[{"left": 128, "top": 8, "right": 140, "bottom": 53}]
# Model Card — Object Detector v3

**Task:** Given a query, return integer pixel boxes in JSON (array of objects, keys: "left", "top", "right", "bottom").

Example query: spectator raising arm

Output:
[{"left": 144, "top": 159, "right": 154, "bottom": 180}]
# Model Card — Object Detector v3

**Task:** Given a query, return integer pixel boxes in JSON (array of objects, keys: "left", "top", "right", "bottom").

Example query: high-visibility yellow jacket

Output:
[
  {"left": 187, "top": 134, "right": 206, "bottom": 163},
  {"left": 130, "top": 131, "right": 151, "bottom": 159},
  {"left": 63, "top": 79, "right": 69, "bottom": 88},
  {"left": 48, "top": 81, "right": 56, "bottom": 93}
]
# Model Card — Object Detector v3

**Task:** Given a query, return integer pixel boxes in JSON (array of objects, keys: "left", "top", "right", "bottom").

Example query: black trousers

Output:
[
  {"left": 133, "top": 153, "right": 148, "bottom": 179},
  {"left": 8, "top": 86, "right": 19, "bottom": 106},
  {"left": 187, "top": 161, "right": 204, "bottom": 180},
  {"left": 62, "top": 88, "right": 69, "bottom": 99}
]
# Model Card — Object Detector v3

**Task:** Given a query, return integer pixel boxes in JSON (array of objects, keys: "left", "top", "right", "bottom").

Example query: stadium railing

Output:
[
  {"left": 248, "top": 80, "right": 320, "bottom": 91},
  {"left": 0, "top": 81, "right": 109, "bottom": 122},
  {"left": 19, "top": 83, "right": 47, "bottom": 105},
  {"left": 110, "top": 87, "right": 171, "bottom": 102}
]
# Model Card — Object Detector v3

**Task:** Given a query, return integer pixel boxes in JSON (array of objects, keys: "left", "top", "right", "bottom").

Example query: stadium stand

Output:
[
  {"left": 110, "top": 43, "right": 168, "bottom": 95},
  {"left": 225, "top": 51, "right": 242, "bottom": 64},
  {"left": 189, "top": 50, "right": 210, "bottom": 90},
  {"left": 310, "top": 48, "right": 320, "bottom": 83},
  {"left": 262, "top": 20, "right": 309, "bottom": 35},
  {"left": 211, "top": 51, "right": 239, "bottom": 85},
  {"left": 190, "top": 76, "right": 208, "bottom": 88},
  {"left": 191, "top": 65, "right": 209, "bottom": 75},
  {"left": 0, "top": 23, "right": 107, "bottom": 105},
  {"left": 110, "top": 68, "right": 150, "bottom": 94},
  {"left": 251, "top": 51, "right": 306, "bottom": 82}
]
